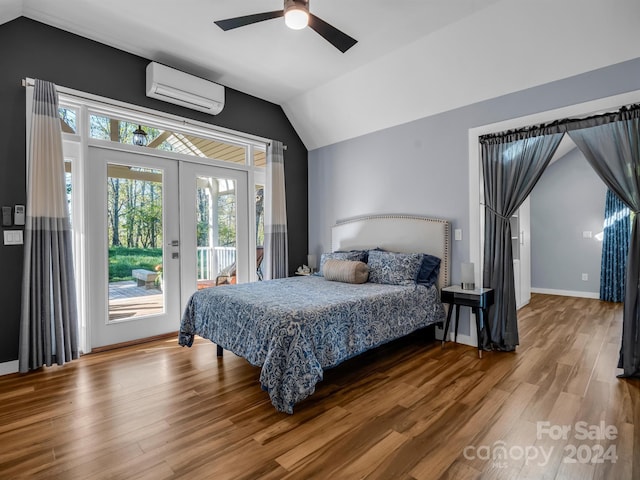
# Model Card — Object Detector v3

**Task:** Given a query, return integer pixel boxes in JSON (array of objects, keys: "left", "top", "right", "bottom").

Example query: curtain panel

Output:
[
  {"left": 481, "top": 132, "right": 564, "bottom": 351},
  {"left": 263, "top": 140, "right": 288, "bottom": 280},
  {"left": 567, "top": 109, "right": 640, "bottom": 378},
  {"left": 19, "top": 79, "right": 79, "bottom": 373},
  {"left": 600, "top": 189, "right": 630, "bottom": 303}
]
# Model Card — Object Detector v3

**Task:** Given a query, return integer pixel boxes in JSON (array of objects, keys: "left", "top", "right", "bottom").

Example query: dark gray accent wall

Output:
[
  {"left": 0, "top": 17, "right": 308, "bottom": 363},
  {"left": 309, "top": 56, "right": 640, "bottom": 337},
  {"left": 530, "top": 149, "right": 606, "bottom": 294}
]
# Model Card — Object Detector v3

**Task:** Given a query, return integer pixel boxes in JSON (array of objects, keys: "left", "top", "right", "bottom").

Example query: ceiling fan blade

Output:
[
  {"left": 308, "top": 14, "right": 357, "bottom": 53},
  {"left": 214, "top": 10, "right": 284, "bottom": 31}
]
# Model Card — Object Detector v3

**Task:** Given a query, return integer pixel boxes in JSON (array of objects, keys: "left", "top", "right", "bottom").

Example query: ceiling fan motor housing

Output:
[{"left": 284, "top": 0, "right": 309, "bottom": 15}]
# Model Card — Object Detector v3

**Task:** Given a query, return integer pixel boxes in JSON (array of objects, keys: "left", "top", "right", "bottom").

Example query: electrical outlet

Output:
[
  {"left": 454, "top": 229, "right": 462, "bottom": 241},
  {"left": 582, "top": 273, "right": 589, "bottom": 281}
]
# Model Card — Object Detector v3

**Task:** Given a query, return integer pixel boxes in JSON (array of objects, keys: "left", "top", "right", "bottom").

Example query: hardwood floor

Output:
[{"left": 0, "top": 294, "right": 638, "bottom": 479}]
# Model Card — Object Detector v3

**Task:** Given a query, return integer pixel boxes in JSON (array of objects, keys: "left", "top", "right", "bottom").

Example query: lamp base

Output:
[{"left": 461, "top": 282, "right": 475, "bottom": 290}]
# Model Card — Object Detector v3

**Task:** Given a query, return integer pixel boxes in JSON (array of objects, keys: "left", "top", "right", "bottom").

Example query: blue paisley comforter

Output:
[{"left": 179, "top": 275, "right": 445, "bottom": 413}]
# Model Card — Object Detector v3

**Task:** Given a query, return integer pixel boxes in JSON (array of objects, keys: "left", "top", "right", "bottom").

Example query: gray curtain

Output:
[
  {"left": 19, "top": 79, "right": 79, "bottom": 372},
  {"left": 567, "top": 108, "right": 640, "bottom": 377},
  {"left": 481, "top": 131, "right": 564, "bottom": 351},
  {"left": 263, "top": 140, "right": 288, "bottom": 279}
]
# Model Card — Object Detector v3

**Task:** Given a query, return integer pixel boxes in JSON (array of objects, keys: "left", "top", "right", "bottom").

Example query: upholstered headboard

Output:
[{"left": 331, "top": 214, "right": 451, "bottom": 288}]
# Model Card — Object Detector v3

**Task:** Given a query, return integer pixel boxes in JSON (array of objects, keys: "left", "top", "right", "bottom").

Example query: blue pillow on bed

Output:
[
  {"left": 367, "top": 250, "right": 424, "bottom": 285},
  {"left": 417, "top": 254, "right": 441, "bottom": 288},
  {"left": 317, "top": 250, "right": 367, "bottom": 276}
]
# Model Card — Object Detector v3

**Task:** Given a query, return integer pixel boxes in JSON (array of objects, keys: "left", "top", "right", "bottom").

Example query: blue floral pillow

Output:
[
  {"left": 317, "top": 250, "right": 367, "bottom": 276},
  {"left": 367, "top": 250, "right": 424, "bottom": 285}
]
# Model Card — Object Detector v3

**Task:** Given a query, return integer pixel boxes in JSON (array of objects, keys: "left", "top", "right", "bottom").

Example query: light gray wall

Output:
[
  {"left": 308, "top": 57, "right": 640, "bottom": 336},
  {"left": 530, "top": 148, "right": 606, "bottom": 294}
]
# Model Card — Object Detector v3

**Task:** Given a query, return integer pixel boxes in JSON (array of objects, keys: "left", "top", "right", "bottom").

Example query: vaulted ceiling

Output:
[{"left": 3, "top": 0, "right": 640, "bottom": 150}]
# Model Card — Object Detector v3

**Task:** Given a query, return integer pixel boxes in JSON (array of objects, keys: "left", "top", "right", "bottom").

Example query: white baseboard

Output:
[
  {"left": 0, "top": 360, "right": 19, "bottom": 376},
  {"left": 531, "top": 287, "right": 599, "bottom": 299}
]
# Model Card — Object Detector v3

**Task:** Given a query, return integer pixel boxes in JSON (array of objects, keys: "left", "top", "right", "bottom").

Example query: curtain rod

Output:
[
  {"left": 22, "top": 78, "right": 287, "bottom": 150},
  {"left": 479, "top": 102, "right": 640, "bottom": 144}
]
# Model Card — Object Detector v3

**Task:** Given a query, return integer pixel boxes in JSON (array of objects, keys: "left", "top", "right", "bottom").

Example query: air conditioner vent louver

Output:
[{"left": 146, "top": 62, "right": 224, "bottom": 115}]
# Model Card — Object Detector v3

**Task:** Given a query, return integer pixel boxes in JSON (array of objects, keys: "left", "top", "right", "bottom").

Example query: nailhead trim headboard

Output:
[{"left": 331, "top": 214, "right": 451, "bottom": 288}]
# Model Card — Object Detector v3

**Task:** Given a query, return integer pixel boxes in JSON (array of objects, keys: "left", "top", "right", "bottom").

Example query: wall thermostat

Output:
[{"left": 14, "top": 205, "right": 25, "bottom": 226}]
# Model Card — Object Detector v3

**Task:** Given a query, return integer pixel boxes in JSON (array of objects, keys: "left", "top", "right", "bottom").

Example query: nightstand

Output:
[{"left": 440, "top": 285, "right": 494, "bottom": 358}]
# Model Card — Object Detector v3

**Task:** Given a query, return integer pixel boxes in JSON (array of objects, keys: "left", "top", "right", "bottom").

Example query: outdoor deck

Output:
[
  {"left": 108, "top": 279, "right": 218, "bottom": 321},
  {"left": 108, "top": 280, "right": 163, "bottom": 321}
]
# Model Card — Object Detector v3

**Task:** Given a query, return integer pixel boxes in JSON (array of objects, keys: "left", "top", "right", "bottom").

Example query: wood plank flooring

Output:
[{"left": 0, "top": 294, "right": 638, "bottom": 479}]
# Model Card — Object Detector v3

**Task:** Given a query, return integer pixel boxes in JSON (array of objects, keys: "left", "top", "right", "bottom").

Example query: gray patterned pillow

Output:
[
  {"left": 323, "top": 259, "right": 369, "bottom": 284},
  {"left": 367, "top": 250, "right": 424, "bottom": 285},
  {"left": 317, "top": 250, "right": 367, "bottom": 276}
]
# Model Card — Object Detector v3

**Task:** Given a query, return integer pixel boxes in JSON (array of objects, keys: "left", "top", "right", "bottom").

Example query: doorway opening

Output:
[{"left": 464, "top": 89, "right": 640, "bottom": 349}]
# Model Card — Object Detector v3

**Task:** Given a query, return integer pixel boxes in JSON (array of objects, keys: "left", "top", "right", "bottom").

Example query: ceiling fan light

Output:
[{"left": 284, "top": 1, "right": 309, "bottom": 30}]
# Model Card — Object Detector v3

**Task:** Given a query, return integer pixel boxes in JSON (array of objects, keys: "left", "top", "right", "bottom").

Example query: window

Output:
[
  {"left": 254, "top": 147, "right": 266, "bottom": 167},
  {"left": 255, "top": 183, "right": 265, "bottom": 246},
  {"left": 59, "top": 107, "right": 77, "bottom": 133},
  {"left": 88, "top": 114, "right": 248, "bottom": 165}
]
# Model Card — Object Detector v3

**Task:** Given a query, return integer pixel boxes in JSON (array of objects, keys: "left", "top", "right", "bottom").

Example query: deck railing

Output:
[{"left": 197, "top": 246, "right": 236, "bottom": 280}]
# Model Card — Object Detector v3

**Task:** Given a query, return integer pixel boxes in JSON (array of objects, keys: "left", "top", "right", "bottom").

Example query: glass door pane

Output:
[
  {"left": 107, "top": 164, "right": 165, "bottom": 320},
  {"left": 195, "top": 175, "right": 237, "bottom": 289},
  {"left": 255, "top": 183, "right": 265, "bottom": 280}
]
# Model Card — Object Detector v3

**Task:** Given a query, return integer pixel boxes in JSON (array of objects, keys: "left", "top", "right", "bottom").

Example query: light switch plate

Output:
[{"left": 3, "top": 230, "right": 23, "bottom": 245}]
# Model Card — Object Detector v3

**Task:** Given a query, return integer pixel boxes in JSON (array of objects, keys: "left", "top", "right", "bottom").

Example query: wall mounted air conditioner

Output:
[{"left": 146, "top": 62, "right": 225, "bottom": 115}]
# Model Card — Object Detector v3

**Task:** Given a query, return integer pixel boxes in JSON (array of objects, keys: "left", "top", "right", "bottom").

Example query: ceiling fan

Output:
[{"left": 214, "top": 0, "right": 358, "bottom": 53}]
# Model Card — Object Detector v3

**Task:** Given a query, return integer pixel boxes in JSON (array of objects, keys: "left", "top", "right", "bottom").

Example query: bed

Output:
[{"left": 179, "top": 214, "right": 451, "bottom": 413}]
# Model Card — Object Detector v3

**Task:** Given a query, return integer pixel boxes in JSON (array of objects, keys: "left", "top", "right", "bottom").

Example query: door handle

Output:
[{"left": 168, "top": 240, "right": 179, "bottom": 247}]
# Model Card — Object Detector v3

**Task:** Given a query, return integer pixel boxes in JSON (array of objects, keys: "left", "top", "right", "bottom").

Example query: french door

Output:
[
  {"left": 86, "top": 146, "right": 181, "bottom": 347},
  {"left": 179, "top": 162, "right": 249, "bottom": 299},
  {"left": 86, "top": 145, "right": 248, "bottom": 348}
]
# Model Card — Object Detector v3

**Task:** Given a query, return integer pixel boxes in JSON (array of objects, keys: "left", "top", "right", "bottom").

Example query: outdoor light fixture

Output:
[
  {"left": 132, "top": 125, "right": 148, "bottom": 146},
  {"left": 284, "top": 0, "right": 309, "bottom": 30}
]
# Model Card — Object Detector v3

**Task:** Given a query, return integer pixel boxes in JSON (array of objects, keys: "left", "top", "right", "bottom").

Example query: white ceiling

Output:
[{"left": 3, "top": 0, "right": 640, "bottom": 150}]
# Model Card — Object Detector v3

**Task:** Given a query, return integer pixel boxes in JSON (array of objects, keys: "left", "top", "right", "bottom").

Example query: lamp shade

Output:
[{"left": 461, "top": 262, "right": 475, "bottom": 290}]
